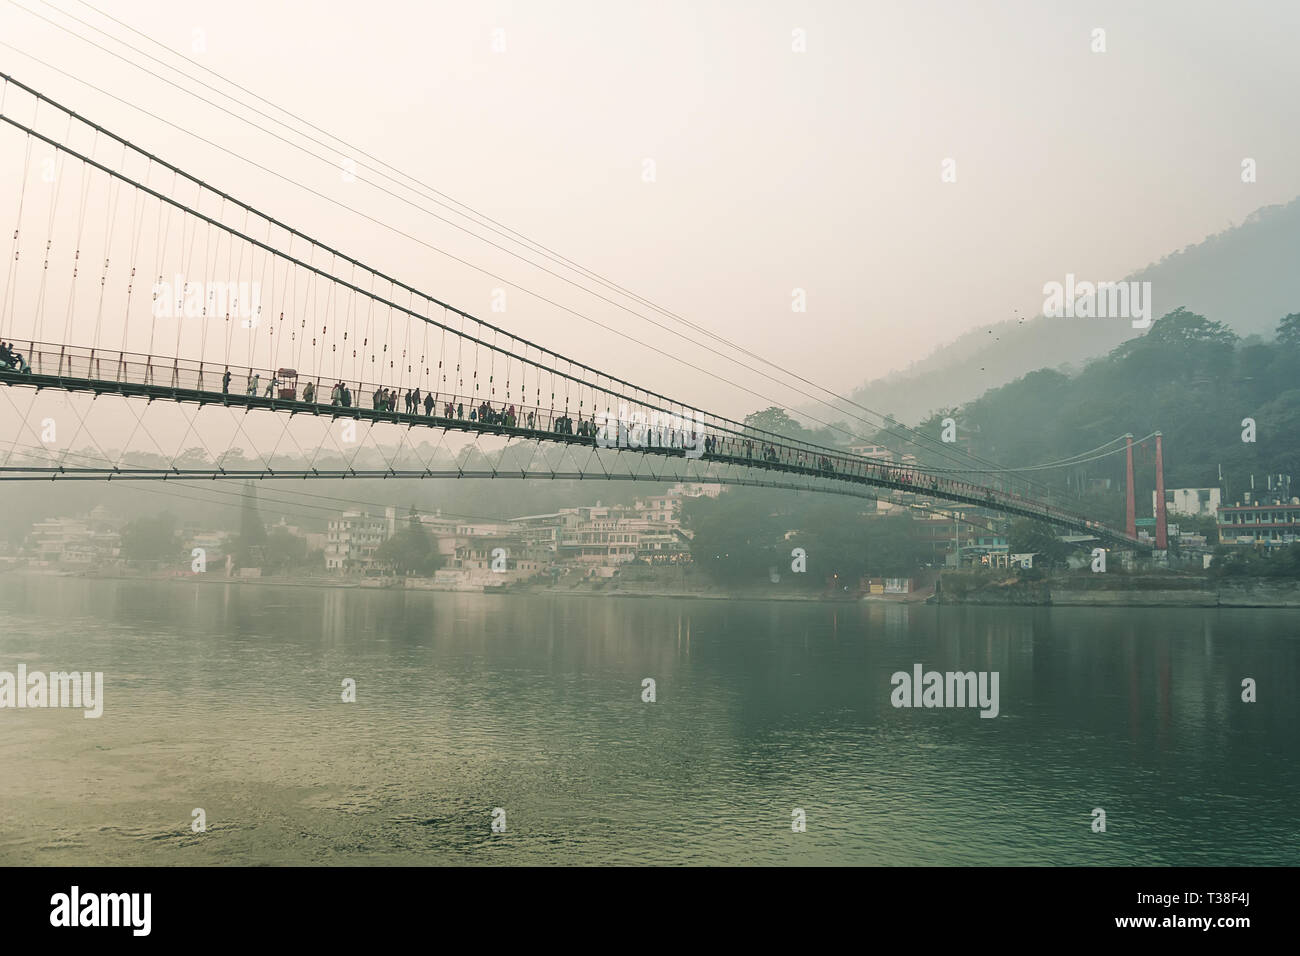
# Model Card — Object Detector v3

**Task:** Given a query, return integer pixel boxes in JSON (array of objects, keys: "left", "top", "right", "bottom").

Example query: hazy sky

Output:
[{"left": 1, "top": 0, "right": 1298, "bottom": 438}]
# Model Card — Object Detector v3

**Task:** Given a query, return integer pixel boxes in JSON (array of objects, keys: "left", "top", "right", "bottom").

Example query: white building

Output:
[
  {"left": 560, "top": 508, "right": 642, "bottom": 564},
  {"left": 508, "top": 513, "right": 565, "bottom": 555},
  {"left": 26, "top": 506, "right": 122, "bottom": 566},
  {"left": 848, "top": 443, "right": 894, "bottom": 462},
  {"left": 325, "top": 510, "right": 392, "bottom": 570},
  {"left": 1154, "top": 487, "right": 1221, "bottom": 519}
]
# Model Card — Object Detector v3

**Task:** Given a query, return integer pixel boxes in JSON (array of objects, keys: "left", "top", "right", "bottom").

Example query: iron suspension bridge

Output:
[{"left": 0, "top": 71, "right": 1150, "bottom": 548}]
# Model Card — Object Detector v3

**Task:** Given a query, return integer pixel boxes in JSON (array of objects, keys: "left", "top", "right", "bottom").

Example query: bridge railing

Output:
[{"left": 0, "top": 338, "right": 1138, "bottom": 544}]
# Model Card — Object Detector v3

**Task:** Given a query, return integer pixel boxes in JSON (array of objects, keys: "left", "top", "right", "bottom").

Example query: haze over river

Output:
[{"left": 0, "top": 576, "right": 1295, "bottom": 865}]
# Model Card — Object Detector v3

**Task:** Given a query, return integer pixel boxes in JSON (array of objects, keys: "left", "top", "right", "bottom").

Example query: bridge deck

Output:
[{"left": 0, "top": 340, "right": 1145, "bottom": 548}]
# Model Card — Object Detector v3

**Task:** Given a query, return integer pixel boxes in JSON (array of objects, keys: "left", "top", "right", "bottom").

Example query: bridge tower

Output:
[
  {"left": 1124, "top": 433, "right": 1136, "bottom": 538},
  {"left": 1154, "top": 431, "right": 1168, "bottom": 550}
]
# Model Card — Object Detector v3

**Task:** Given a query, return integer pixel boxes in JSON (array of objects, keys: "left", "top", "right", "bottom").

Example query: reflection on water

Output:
[{"left": 0, "top": 575, "right": 1296, "bottom": 865}]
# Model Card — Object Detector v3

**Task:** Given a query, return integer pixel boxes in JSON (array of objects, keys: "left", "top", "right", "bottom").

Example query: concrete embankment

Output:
[
  {"left": 34, "top": 568, "right": 1300, "bottom": 607},
  {"left": 935, "top": 573, "right": 1300, "bottom": 608},
  {"left": 1216, "top": 581, "right": 1300, "bottom": 607}
]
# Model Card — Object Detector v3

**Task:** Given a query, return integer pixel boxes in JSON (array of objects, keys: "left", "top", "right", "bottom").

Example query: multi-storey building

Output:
[
  {"left": 508, "top": 513, "right": 565, "bottom": 555},
  {"left": 560, "top": 508, "right": 642, "bottom": 564},
  {"left": 325, "top": 510, "right": 391, "bottom": 570},
  {"left": 448, "top": 534, "right": 539, "bottom": 573},
  {"left": 26, "top": 506, "right": 122, "bottom": 566},
  {"left": 1217, "top": 498, "right": 1300, "bottom": 547}
]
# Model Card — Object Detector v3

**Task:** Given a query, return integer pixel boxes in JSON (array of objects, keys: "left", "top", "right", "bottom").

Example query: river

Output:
[{"left": 0, "top": 575, "right": 1295, "bottom": 865}]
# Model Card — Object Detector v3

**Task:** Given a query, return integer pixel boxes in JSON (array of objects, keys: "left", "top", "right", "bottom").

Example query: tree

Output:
[
  {"left": 235, "top": 481, "right": 268, "bottom": 567},
  {"left": 743, "top": 406, "right": 809, "bottom": 442},
  {"left": 682, "top": 488, "right": 793, "bottom": 586},
  {"left": 376, "top": 517, "right": 443, "bottom": 575},
  {"left": 1277, "top": 313, "right": 1300, "bottom": 349},
  {"left": 805, "top": 419, "right": 852, "bottom": 448},
  {"left": 865, "top": 514, "right": 928, "bottom": 576},
  {"left": 1177, "top": 513, "right": 1220, "bottom": 545},
  {"left": 1144, "top": 307, "right": 1239, "bottom": 351},
  {"left": 685, "top": 490, "right": 930, "bottom": 588},
  {"left": 1008, "top": 519, "right": 1069, "bottom": 569},
  {"left": 262, "top": 528, "right": 310, "bottom": 573},
  {"left": 121, "top": 512, "right": 179, "bottom": 562},
  {"left": 173, "top": 447, "right": 211, "bottom": 468},
  {"left": 1210, "top": 543, "right": 1300, "bottom": 579}
]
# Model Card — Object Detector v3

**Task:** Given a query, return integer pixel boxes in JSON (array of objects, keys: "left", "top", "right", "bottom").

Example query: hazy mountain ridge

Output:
[{"left": 827, "top": 197, "right": 1300, "bottom": 426}]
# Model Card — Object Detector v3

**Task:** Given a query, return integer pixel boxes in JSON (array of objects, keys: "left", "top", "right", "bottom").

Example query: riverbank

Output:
[
  {"left": 12, "top": 566, "right": 926, "bottom": 604},
  {"left": 15, "top": 566, "right": 1300, "bottom": 607},
  {"left": 934, "top": 571, "right": 1300, "bottom": 607}
]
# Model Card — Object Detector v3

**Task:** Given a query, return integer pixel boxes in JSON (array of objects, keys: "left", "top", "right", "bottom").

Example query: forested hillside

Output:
[{"left": 832, "top": 199, "right": 1300, "bottom": 424}]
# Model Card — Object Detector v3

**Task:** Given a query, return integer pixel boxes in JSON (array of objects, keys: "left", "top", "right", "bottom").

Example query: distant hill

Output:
[
  {"left": 940, "top": 308, "right": 1300, "bottom": 521},
  {"left": 828, "top": 197, "right": 1300, "bottom": 425}
]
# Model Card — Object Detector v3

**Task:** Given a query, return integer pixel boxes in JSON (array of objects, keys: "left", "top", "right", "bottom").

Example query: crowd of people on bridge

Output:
[
  {"left": 202, "top": 365, "right": 985, "bottom": 493},
  {"left": 179, "top": 364, "right": 926, "bottom": 490},
  {"left": 0, "top": 350, "right": 1099, "bottom": 530},
  {"left": 569, "top": 413, "right": 605, "bottom": 437},
  {"left": 9, "top": 354, "right": 1105, "bottom": 530},
  {"left": 470, "top": 401, "right": 521, "bottom": 428}
]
